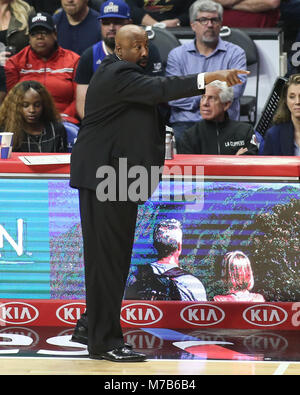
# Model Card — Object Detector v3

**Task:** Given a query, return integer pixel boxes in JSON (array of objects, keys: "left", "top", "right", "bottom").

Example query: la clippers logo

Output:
[
  {"left": 180, "top": 304, "right": 225, "bottom": 326},
  {"left": 0, "top": 302, "right": 39, "bottom": 324},
  {"left": 121, "top": 303, "right": 163, "bottom": 326},
  {"left": 243, "top": 304, "right": 288, "bottom": 327},
  {"left": 56, "top": 303, "right": 86, "bottom": 325}
]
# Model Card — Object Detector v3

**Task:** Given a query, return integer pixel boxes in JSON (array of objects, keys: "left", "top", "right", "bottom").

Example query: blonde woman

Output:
[
  {"left": 0, "top": 0, "right": 35, "bottom": 54},
  {"left": 0, "top": 80, "right": 67, "bottom": 152},
  {"left": 213, "top": 251, "right": 265, "bottom": 302}
]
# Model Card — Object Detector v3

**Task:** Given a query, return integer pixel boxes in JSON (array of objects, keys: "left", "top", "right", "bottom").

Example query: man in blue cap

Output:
[{"left": 75, "top": 0, "right": 164, "bottom": 119}]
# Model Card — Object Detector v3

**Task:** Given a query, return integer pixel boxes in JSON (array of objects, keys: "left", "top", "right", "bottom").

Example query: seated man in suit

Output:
[{"left": 177, "top": 80, "right": 259, "bottom": 155}]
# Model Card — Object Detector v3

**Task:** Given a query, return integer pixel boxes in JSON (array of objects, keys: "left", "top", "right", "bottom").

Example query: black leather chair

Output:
[{"left": 220, "top": 26, "right": 259, "bottom": 125}]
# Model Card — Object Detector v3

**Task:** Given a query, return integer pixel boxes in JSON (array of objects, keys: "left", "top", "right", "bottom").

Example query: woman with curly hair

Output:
[
  {"left": 263, "top": 74, "right": 300, "bottom": 156},
  {"left": 0, "top": 80, "right": 68, "bottom": 152}
]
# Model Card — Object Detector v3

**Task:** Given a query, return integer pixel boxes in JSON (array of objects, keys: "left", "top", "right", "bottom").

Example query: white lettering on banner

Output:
[
  {"left": 121, "top": 303, "right": 163, "bottom": 326},
  {"left": 56, "top": 303, "right": 86, "bottom": 325},
  {"left": 250, "top": 309, "right": 281, "bottom": 322},
  {"left": 291, "top": 302, "right": 300, "bottom": 327},
  {"left": 242, "top": 304, "right": 288, "bottom": 327},
  {"left": 180, "top": 304, "right": 225, "bottom": 326},
  {"left": 0, "top": 219, "right": 23, "bottom": 256},
  {"left": 0, "top": 302, "right": 38, "bottom": 324}
]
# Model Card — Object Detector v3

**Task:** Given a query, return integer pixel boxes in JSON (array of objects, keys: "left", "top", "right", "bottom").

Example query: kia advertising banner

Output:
[{"left": 0, "top": 299, "right": 300, "bottom": 330}]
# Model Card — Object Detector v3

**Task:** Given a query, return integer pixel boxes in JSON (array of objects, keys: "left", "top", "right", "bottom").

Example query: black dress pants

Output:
[{"left": 79, "top": 188, "right": 138, "bottom": 354}]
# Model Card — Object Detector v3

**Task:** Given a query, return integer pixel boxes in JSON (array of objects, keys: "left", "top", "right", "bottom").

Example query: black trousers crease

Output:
[{"left": 79, "top": 188, "right": 138, "bottom": 353}]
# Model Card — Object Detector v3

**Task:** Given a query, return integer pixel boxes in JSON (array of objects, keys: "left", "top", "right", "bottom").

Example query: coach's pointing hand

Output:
[{"left": 205, "top": 69, "right": 250, "bottom": 87}]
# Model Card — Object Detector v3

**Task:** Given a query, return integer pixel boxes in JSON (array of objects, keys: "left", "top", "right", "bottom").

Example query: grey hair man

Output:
[
  {"left": 177, "top": 80, "right": 258, "bottom": 155},
  {"left": 189, "top": 0, "right": 224, "bottom": 33}
]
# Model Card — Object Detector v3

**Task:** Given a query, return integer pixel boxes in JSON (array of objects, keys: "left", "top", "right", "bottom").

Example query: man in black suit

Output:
[{"left": 70, "top": 24, "right": 248, "bottom": 362}]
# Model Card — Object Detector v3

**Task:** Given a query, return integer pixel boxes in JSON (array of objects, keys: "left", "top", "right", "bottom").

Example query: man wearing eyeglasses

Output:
[{"left": 166, "top": 0, "right": 247, "bottom": 149}]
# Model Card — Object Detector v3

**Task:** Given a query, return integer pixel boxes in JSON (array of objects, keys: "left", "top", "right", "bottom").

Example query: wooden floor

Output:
[
  {"left": 1, "top": 357, "right": 300, "bottom": 375},
  {"left": 1, "top": 327, "right": 299, "bottom": 376}
]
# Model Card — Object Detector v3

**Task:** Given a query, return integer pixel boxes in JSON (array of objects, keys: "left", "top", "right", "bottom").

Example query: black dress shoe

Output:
[
  {"left": 71, "top": 314, "right": 133, "bottom": 350},
  {"left": 89, "top": 346, "right": 147, "bottom": 362},
  {"left": 71, "top": 317, "right": 88, "bottom": 345}
]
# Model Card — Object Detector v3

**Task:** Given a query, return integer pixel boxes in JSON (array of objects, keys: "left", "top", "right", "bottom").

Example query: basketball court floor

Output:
[{"left": 1, "top": 326, "right": 300, "bottom": 375}]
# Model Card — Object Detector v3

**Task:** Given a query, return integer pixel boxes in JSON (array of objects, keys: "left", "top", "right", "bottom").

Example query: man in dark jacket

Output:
[
  {"left": 70, "top": 24, "right": 248, "bottom": 362},
  {"left": 178, "top": 80, "right": 258, "bottom": 155}
]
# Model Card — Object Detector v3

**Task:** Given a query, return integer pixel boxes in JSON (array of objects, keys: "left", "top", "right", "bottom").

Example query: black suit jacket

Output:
[{"left": 70, "top": 54, "right": 203, "bottom": 196}]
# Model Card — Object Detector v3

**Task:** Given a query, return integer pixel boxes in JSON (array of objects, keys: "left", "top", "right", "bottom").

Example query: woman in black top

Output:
[{"left": 0, "top": 80, "right": 67, "bottom": 152}]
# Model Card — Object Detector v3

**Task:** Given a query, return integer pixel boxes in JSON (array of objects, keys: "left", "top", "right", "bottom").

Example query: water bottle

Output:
[{"left": 165, "top": 126, "right": 174, "bottom": 160}]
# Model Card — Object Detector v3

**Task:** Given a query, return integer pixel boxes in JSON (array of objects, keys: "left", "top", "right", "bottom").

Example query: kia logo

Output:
[
  {"left": 0, "top": 302, "right": 39, "bottom": 325},
  {"left": 243, "top": 304, "right": 288, "bottom": 327},
  {"left": 121, "top": 303, "right": 163, "bottom": 326},
  {"left": 180, "top": 304, "right": 225, "bottom": 326},
  {"left": 56, "top": 303, "right": 86, "bottom": 325}
]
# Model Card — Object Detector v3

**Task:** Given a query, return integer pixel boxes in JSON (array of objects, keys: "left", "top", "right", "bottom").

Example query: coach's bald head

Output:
[{"left": 115, "top": 24, "right": 149, "bottom": 67}]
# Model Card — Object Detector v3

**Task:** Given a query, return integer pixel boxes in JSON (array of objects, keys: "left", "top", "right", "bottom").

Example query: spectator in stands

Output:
[
  {"left": 75, "top": 0, "right": 164, "bottom": 119},
  {"left": 24, "top": 0, "right": 105, "bottom": 14},
  {"left": 263, "top": 74, "right": 300, "bottom": 156},
  {"left": 125, "top": 0, "right": 195, "bottom": 27},
  {"left": 125, "top": 219, "right": 207, "bottom": 301},
  {"left": 279, "top": 0, "right": 300, "bottom": 57},
  {"left": 280, "top": 0, "right": 300, "bottom": 26},
  {"left": 213, "top": 250, "right": 265, "bottom": 302},
  {"left": 178, "top": 80, "right": 257, "bottom": 155},
  {"left": 213, "top": 0, "right": 280, "bottom": 28},
  {"left": 0, "top": 80, "right": 68, "bottom": 152},
  {"left": 2, "top": 12, "right": 80, "bottom": 125},
  {"left": 0, "top": 0, "right": 35, "bottom": 56},
  {"left": 166, "top": 0, "right": 247, "bottom": 146},
  {"left": 53, "top": 0, "right": 102, "bottom": 55}
]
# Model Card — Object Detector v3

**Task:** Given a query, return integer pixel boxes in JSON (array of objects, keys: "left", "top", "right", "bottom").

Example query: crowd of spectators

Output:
[{"left": 0, "top": 0, "right": 298, "bottom": 155}]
